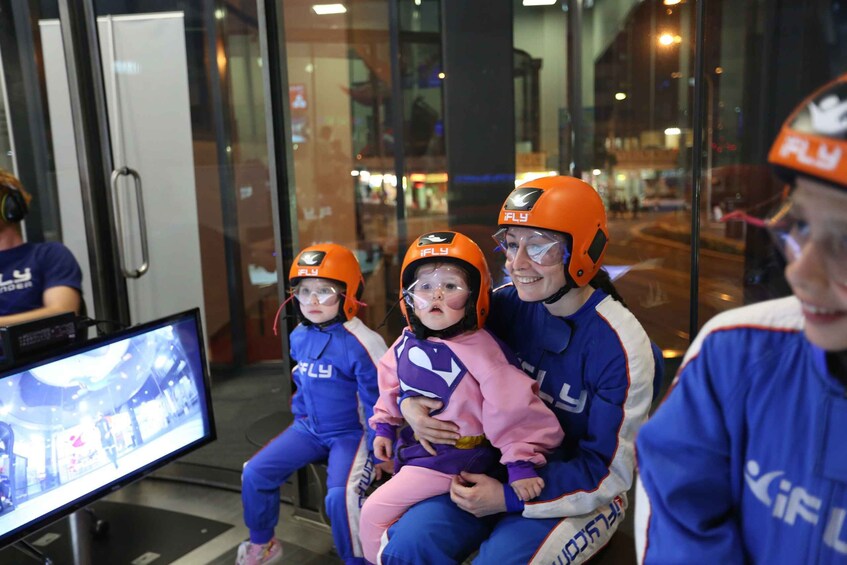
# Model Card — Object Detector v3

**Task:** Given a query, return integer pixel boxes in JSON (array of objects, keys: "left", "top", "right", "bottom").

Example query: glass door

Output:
[
  {"left": 36, "top": 1, "right": 283, "bottom": 368},
  {"left": 1, "top": 1, "right": 288, "bottom": 480},
  {"left": 40, "top": 13, "right": 206, "bottom": 329}
]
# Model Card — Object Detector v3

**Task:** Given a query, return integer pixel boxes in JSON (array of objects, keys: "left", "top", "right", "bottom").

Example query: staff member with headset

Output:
[{"left": 0, "top": 169, "right": 82, "bottom": 328}]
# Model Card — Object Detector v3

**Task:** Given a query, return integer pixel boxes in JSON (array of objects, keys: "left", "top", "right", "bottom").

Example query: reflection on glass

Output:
[
  {"left": 283, "top": 0, "right": 446, "bottom": 342},
  {"left": 0, "top": 71, "right": 12, "bottom": 173}
]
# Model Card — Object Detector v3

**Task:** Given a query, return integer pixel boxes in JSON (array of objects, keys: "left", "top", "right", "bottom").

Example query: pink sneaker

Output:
[{"left": 235, "top": 538, "right": 283, "bottom": 565}]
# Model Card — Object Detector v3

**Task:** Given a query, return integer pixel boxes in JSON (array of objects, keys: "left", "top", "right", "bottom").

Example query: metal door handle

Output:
[{"left": 110, "top": 166, "right": 150, "bottom": 278}]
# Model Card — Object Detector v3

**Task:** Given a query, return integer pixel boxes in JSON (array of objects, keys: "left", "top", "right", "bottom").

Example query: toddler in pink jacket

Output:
[{"left": 358, "top": 232, "right": 563, "bottom": 564}]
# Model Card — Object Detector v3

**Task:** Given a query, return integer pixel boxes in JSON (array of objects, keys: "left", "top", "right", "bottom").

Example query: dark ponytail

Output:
[{"left": 589, "top": 268, "right": 628, "bottom": 309}]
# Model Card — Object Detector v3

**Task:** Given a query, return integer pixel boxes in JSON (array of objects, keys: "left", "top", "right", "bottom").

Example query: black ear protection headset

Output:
[{"left": 0, "top": 181, "right": 28, "bottom": 223}]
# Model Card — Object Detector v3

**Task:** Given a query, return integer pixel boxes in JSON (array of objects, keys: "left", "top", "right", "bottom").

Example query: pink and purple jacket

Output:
[{"left": 369, "top": 328, "right": 564, "bottom": 484}]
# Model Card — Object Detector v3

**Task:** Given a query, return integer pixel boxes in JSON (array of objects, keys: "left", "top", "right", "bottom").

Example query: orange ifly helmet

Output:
[
  {"left": 289, "top": 243, "right": 364, "bottom": 320},
  {"left": 400, "top": 231, "right": 491, "bottom": 329},
  {"left": 498, "top": 176, "right": 609, "bottom": 287},
  {"left": 768, "top": 73, "right": 847, "bottom": 191}
]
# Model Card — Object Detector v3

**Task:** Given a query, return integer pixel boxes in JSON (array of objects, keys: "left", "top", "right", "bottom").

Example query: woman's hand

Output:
[
  {"left": 399, "top": 397, "right": 460, "bottom": 455},
  {"left": 449, "top": 472, "right": 507, "bottom": 517}
]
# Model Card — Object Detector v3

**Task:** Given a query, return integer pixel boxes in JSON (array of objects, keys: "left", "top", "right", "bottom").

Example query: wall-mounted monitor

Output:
[{"left": 0, "top": 309, "right": 215, "bottom": 548}]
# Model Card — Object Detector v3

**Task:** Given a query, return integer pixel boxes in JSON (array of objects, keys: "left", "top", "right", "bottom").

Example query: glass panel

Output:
[
  {"left": 514, "top": 0, "right": 696, "bottom": 355},
  {"left": 283, "top": 0, "right": 445, "bottom": 343},
  {"left": 2, "top": 1, "right": 282, "bottom": 478},
  {"left": 699, "top": 0, "right": 847, "bottom": 312},
  {"left": 513, "top": 2, "right": 566, "bottom": 182},
  {"left": 222, "top": 2, "right": 283, "bottom": 364},
  {"left": 0, "top": 2, "right": 65, "bottom": 243},
  {"left": 78, "top": 1, "right": 279, "bottom": 366},
  {"left": 586, "top": 0, "right": 696, "bottom": 355},
  {"left": 0, "top": 60, "right": 13, "bottom": 173}
]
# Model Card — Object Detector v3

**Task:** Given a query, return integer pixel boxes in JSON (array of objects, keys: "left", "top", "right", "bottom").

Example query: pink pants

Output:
[{"left": 359, "top": 466, "right": 454, "bottom": 563}]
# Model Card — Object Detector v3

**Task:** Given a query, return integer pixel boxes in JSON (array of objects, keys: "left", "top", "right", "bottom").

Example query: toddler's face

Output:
[
  {"left": 408, "top": 263, "right": 470, "bottom": 332},
  {"left": 294, "top": 277, "right": 342, "bottom": 325}
]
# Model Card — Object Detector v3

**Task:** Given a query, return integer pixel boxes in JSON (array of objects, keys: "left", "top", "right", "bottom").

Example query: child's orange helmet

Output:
[
  {"left": 289, "top": 243, "right": 364, "bottom": 320},
  {"left": 768, "top": 73, "right": 847, "bottom": 191},
  {"left": 399, "top": 231, "right": 492, "bottom": 329},
  {"left": 498, "top": 176, "right": 609, "bottom": 287}
]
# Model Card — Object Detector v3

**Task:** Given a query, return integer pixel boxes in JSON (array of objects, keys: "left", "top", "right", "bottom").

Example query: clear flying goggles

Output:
[
  {"left": 766, "top": 199, "right": 847, "bottom": 285},
  {"left": 491, "top": 227, "right": 570, "bottom": 266},
  {"left": 273, "top": 280, "right": 367, "bottom": 336},
  {"left": 292, "top": 281, "right": 343, "bottom": 306},
  {"left": 403, "top": 265, "right": 471, "bottom": 310}
]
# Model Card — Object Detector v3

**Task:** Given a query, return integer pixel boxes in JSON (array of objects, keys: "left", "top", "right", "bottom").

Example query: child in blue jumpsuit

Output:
[
  {"left": 635, "top": 73, "right": 847, "bottom": 564},
  {"left": 380, "top": 177, "right": 658, "bottom": 564},
  {"left": 236, "top": 243, "right": 388, "bottom": 565}
]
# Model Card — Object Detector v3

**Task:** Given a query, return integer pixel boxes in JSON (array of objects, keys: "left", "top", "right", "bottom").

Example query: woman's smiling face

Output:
[{"left": 502, "top": 227, "right": 568, "bottom": 303}]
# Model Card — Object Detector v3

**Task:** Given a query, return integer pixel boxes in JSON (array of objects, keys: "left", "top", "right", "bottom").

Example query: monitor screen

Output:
[{"left": 0, "top": 309, "right": 215, "bottom": 547}]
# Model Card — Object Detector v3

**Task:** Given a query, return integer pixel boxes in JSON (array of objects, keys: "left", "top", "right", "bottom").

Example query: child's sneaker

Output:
[{"left": 235, "top": 538, "right": 283, "bottom": 565}]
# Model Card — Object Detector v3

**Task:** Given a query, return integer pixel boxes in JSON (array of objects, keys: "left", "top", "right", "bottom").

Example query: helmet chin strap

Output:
[
  {"left": 543, "top": 282, "right": 573, "bottom": 304},
  {"left": 519, "top": 263, "right": 575, "bottom": 305}
]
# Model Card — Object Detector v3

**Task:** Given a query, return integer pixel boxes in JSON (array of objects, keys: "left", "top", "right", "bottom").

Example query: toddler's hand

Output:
[
  {"left": 374, "top": 460, "right": 394, "bottom": 481},
  {"left": 511, "top": 476, "right": 545, "bottom": 501},
  {"left": 373, "top": 436, "right": 393, "bottom": 462}
]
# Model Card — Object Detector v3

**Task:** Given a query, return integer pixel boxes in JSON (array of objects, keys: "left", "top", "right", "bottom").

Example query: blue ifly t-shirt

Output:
[{"left": 0, "top": 242, "right": 82, "bottom": 316}]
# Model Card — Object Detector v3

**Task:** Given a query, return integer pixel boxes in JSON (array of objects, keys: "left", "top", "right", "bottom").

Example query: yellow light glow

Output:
[
  {"left": 663, "top": 0, "right": 682, "bottom": 5},
  {"left": 658, "top": 33, "right": 682, "bottom": 46},
  {"left": 216, "top": 43, "right": 227, "bottom": 75},
  {"left": 312, "top": 3, "right": 347, "bottom": 15},
  {"left": 665, "top": 127, "right": 682, "bottom": 135},
  {"left": 615, "top": 92, "right": 627, "bottom": 101},
  {"left": 438, "top": 72, "right": 446, "bottom": 79},
  {"left": 715, "top": 66, "right": 724, "bottom": 74},
  {"left": 514, "top": 171, "right": 558, "bottom": 187},
  {"left": 592, "top": 169, "right": 602, "bottom": 176}
]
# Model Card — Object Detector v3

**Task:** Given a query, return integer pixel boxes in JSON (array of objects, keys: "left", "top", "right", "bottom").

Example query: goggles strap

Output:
[
  {"left": 272, "top": 293, "right": 298, "bottom": 336},
  {"left": 341, "top": 293, "right": 368, "bottom": 309}
]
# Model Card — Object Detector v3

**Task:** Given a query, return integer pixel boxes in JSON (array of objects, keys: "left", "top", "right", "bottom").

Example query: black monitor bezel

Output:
[{"left": 0, "top": 308, "right": 216, "bottom": 548}]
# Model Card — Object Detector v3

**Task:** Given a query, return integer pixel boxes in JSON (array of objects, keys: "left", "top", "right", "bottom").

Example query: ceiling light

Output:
[
  {"left": 312, "top": 4, "right": 347, "bottom": 15},
  {"left": 658, "top": 33, "right": 675, "bottom": 46},
  {"left": 615, "top": 92, "right": 627, "bottom": 101},
  {"left": 664, "top": 127, "right": 682, "bottom": 135},
  {"left": 523, "top": 0, "right": 557, "bottom": 6}
]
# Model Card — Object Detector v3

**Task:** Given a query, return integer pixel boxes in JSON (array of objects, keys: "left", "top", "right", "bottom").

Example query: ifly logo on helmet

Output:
[
  {"left": 808, "top": 92, "right": 847, "bottom": 136},
  {"left": 298, "top": 251, "right": 326, "bottom": 266},
  {"left": 503, "top": 187, "right": 542, "bottom": 223},
  {"left": 417, "top": 232, "right": 456, "bottom": 246},
  {"left": 417, "top": 232, "right": 455, "bottom": 258}
]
